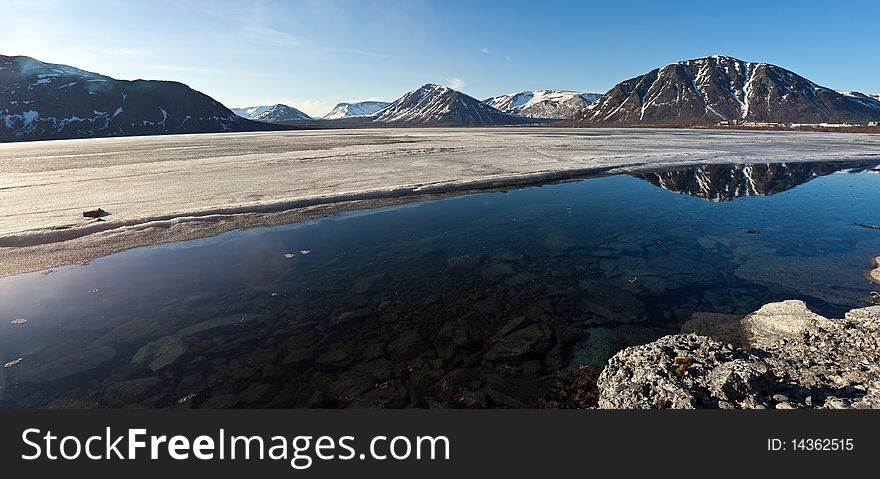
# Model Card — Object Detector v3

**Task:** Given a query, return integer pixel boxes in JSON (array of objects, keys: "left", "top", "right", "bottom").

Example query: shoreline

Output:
[{"left": 3, "top": 128, "right": 880, "bottom": 277}]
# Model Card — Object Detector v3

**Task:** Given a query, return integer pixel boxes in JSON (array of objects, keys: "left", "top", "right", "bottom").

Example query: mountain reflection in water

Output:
[{"left": 635, "top": 161, "right": 880, "bottom": 202}]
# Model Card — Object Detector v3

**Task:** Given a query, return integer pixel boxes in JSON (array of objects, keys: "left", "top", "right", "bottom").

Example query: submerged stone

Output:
[
  {"left": 567, "top": 328, "right": 623, "bottom": 370},
  {"left": 132, "top": 336, "right": 187, "bottom": 372},
  {"left": 175, "top": 313, "right": 259, "bottom": 337},
  {"left": 485, "top": 324, "right": 553, "bottom": 362},
  {"left": 578, "top": 279, "right": 646, "bottom": 323},
  {"left": 17, "top": 347, "right": 116, "bottom": 384}
]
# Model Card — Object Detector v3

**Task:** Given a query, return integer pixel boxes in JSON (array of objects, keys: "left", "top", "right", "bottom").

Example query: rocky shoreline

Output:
[
  {"left": 869, "top": 256, "right": 880, "bottom": 285},
  {"left": 595, "top": 300, "right": 880, "bottom": 409}
]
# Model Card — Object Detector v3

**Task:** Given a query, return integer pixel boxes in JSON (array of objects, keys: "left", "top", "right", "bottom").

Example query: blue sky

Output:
[{"left": 5, "top": 0, "right": 879, "bottom": 116}]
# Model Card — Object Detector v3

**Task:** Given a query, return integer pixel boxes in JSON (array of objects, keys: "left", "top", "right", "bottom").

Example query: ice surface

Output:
[{"left": 1, "top": 128, "right": 879, "bottom": 275}]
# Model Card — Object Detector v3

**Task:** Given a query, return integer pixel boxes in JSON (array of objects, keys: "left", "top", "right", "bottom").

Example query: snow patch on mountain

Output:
[
  {"left": 578, "top": 55, "right": 880, "bottom": 125},
  {"left": 372, "top": 84, "right": 526, "bottom": 126},
  {"left": 322, "top": 101, "right": 390, "bottom": 119},
  {"left": 231, "top": 104, "right": 311, "bottom": 123},
  {"left": 484, "top": 90, "right": 601, "bottom": 118}
]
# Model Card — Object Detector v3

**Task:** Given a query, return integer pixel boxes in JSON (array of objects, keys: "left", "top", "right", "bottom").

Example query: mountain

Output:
[
  {"left": 231, "top": 104, "right": 311, "bottom": 123},
  {"left": 871, "top": 93, "right": 880, "bottom": 102},
  {"left": 636, "top": 161, "right": 880, "bottom": 202},
  {"left": 323, "top": 101, "right": 390, "bottom": 119},
  {"left": 0, "top": 55, "right": 277, "bottom": 142},
  {"left": 484, "top": 90, "right": 601, "bottom": 119},
  {"left": 575, "top": 55, "right": 880, "bottom": 126},
  {"left": 371, "top": 84, "right": 531, "bottom": 126}
]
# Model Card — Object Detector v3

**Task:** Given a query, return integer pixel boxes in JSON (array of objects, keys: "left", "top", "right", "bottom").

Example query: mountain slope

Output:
[
  {"left": 372, "top": 84, "right": 529, "bottom": 126},
  {"left": 231, "top": 103, "right": 311, "bottom": 123},
  {"left": 323, "top": 101, "right": 389, "bottom": 119},
  {"left": 0, "top": 55, "right": 276, "bottom": 142},
  {"left": 484, "top": 90, "right": 601, "bottom": 119},
  {"left": 575, "top": 56, "right": 880, "bottom": 125}
]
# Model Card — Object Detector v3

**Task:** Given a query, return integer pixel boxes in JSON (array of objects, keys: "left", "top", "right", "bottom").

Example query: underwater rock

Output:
[
  {"left": 388, "top": 329, "right": 424, "bottom": 361},
  {"left": 89, "top": 319, "right": 168, "bottom": 348},
  {"left": 567, "top": 328, "right": 623, "bottom": 370},
  {"left": 538, "top": 366, "right": 600, "bottom": 409},
  {"left": 104, "top": 376, "right": 162, "bottom": 403},
  {"left": 578, "top": 279, "right": 646, "bottom": 323},
  {"left": 175, "top": 313, "right": 259, "bottom": 337},
  {"left": 350, "top": 273, "right": 389, "bottom": 295},
  {"left": 680, "top": 312, "right": 748, "bottom": 348},
  {"left": 481, "top": 263, "right": 516, "bottom": 282},
  {"left": 485, "top": 324, "right": 553, "bottom": 362},
  {"left": 17, "top": 347, "right": 116, "bottom": 384},
  {"left": 314, "top": 349, "right": 354, "bottom": 370},
  {"left": 735, "top": 255, "right": 869, "bottom": 305},
  {"left": 131, "top": 336, "right": 187, "bottom": 372}
]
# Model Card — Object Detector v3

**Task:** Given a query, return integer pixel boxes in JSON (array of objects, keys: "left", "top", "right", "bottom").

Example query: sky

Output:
[{"left": 5, "top": 0, "right": 880, "bottom": 117}]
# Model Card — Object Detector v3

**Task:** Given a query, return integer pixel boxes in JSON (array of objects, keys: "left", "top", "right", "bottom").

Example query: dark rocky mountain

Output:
[
  {"left": 322, "top": 101, "right": 389, "bottom": 119},
  {"left": 0, "top": 55, "right": 278, "bottom": 142},
  {"left": 484, "top": 90, "right": 601, "bottom": 119},
  {"left": 575, "top": 56, "right": 880, "bottom": 125},
  {"left": 231, "top": 104, "right": 312, "bottom": 123},
  {"left": 372, "top": 84, "right": 532, "bottom": 126},
  {"left": 636, "top": 161, "right": 880, "bottom": 202}
]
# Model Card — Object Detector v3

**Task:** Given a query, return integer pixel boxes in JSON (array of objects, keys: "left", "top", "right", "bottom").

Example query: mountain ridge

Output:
[
  {"left": 323, "top": 101, "right": 390, "bottom": 119},
  {"left": 574, "top": 55, "right": 880, "bottom": 125},
  {"left": 484, "top": 90, "right": 601, "bottom": 119},
  {"left": 0, "top": 54, "right": 279, "bottom": 142},
  {"left": 371, "top": 83, "right": 532, "bottom": 126},
  {"left": 232, "top": 104, "right": 311, "bottom": 123}
]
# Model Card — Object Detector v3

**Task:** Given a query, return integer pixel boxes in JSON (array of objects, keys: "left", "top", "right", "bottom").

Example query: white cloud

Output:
[
  {"left": 480, "top": 47, "right": 489, "bottom": 54},
  {"left": 446, "top": 77, "right": 465, "bottom": 90},
  {"left": 286, "top": 99, "right": 334, "bottom": 117}
]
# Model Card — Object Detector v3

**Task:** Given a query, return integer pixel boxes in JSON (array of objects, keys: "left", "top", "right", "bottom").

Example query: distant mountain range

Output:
[
  {"left": 370, "top": 83, "right": 532, "bottom": 126},
  {"left": 484, "top": 90, "right": 601, "bottom": 119},
  {"left": 575, "top": 55, "right": 880, "bottom": 126},
  {"left": 3, "top": 53, "right": 879, "bottom": 142},
  {"left": 323, "top": 101, "right": 390, "bottom": 119},
  {"left": 637, "top": 161, "right": 880, "bottom": 202},
  {"left": 0, "top": 55, "right": 279, "bottom": 142},
  {"left": 231, "top": 104, "right": 311, "bottom": 122}
]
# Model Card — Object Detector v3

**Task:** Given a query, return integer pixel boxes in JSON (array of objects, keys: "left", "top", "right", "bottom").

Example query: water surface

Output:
[{"left": 1, "top": 161, "right": 879, "bottom": 408}]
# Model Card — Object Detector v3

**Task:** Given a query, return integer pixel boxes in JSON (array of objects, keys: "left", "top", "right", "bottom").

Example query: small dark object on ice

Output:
[
  {"left": 856, "top": 223, "right": 880, "bottom": 230},
  {"left": 83, "top": 208, "right": 109, "bottom": 218},
  {"left": 746, "top": 229, "right": 761, "bottom": 235},
  {"left": 870, "top": 292, "right": 880, "bottom": 305}
]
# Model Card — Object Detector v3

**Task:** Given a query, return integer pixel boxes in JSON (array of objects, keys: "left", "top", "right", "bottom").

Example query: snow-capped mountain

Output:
[
  {"left": 0, "top": 55, "right": 275, "bottom": 142},
  {"left": 637, "top": 162, "right": 880, "bottom": 202},
  {"left": 231, "top": 104, "right": 311, "bottom": 123},
  {"left": 575, "top": 55, "right": 880, "bottom": 125},
  {"left": 372, "top": 83, "right": 529, "bottom": 126},
  {"left": 322, "top": 101, "right": 390, "bottom": 119},
  {"left": 484, "top": 90, "right": 601, "bottom": 119},
  {"left": 871, "top": 93, "right": 880, "bottom": 101}
]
